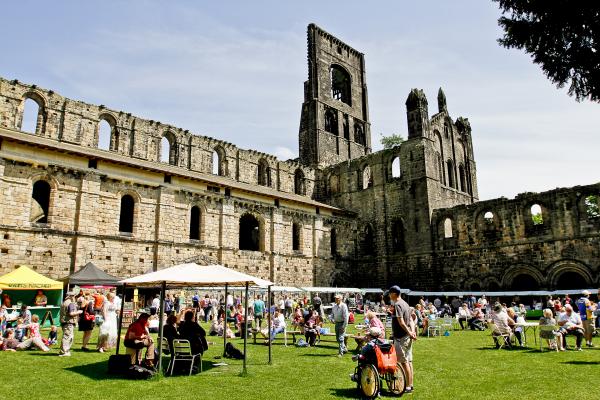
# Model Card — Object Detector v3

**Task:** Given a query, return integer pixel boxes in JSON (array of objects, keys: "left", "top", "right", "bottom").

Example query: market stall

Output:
[
  {"left": 0, "top": 265, "right": 63, "bottom": 327},
  {"left": 62, "top": 262, "right": 122, "bottom": 289}
]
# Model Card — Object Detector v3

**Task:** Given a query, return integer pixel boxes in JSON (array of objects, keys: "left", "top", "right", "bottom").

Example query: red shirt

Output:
[{"left": 126, "top": 320, "right": 148, "bottom": 339}]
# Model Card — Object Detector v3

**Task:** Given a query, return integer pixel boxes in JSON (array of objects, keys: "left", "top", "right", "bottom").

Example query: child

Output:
[
  {"left": 47, "top": 325, "right": 58, "bottom": 345},
  {"left": 1, "top": 329, "right": 19, "bottom": 351},
  {"left": 17, "top": 314, "right": 49, "bottom": 351}
]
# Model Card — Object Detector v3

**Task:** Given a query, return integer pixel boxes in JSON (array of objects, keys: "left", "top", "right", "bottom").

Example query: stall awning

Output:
[
  {"left": 301, "top": 287, "right": 362, "bottom": 293},
  {"left": 120, "top": 263, "right": 272, "bottom": 288},
  {"left": 62, "top": 262, "right": 122, "bottom": 286},
  {"left": 0, "top": 265, "right": 63, "bottom": 290}
]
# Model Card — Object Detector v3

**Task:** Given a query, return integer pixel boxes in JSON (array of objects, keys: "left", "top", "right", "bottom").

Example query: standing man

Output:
[
  {"left": 58, "top": 291, "right": 82, "bottom": 357},
  {"left": 253, "top": 294, "right": 265, "bottom": 329},
  {"left": 576, "top": 290, "right": 595, "bottom": 347},
  {"left": 388, "top": 285, "right": 416, "bottom": 394},
  {"left": 332, "top": 294, "right": 349, "bottom": 357}
]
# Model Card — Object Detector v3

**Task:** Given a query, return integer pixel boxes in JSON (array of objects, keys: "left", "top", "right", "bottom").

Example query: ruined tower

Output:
[{"left": 299, "top": 24, "right": 371, "bottom": 168}]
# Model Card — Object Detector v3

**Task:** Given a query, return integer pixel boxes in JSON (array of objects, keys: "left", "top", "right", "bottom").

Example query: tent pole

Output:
[
  {"left": 223, "top": 283, "right": 228, "bottom": 356},
  {"left": 267, "top": 284, "right": 272, "bottom": 365},
  {"left": 157, "top": 281, "right": 166, "bottom": 375},
  {"left": 242, "top": 281, "right": 249, "bottom": 375},
  {"left": 115, "top": 283, "right": 126, "bottom": 355}
]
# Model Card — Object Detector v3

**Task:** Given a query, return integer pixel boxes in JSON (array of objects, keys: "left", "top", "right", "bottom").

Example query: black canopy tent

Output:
[{"left": 63, "top": 262, "right": 122, "bottom": 288}]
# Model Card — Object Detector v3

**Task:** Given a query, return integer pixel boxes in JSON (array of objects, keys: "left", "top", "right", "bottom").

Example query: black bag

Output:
[
  {"left": 108, "top": 354, "right": 132, "bottom": 375},
  {"left": 127, "top": 364, "right": 156, "bottom": 380},
  {"left": 224, "top": 342, "right": 244, "bottom": 360}
]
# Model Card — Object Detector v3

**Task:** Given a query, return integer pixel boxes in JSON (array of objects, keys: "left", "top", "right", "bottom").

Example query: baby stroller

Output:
[{"left": 350, "top": 336, "right": 405, "bottom": 399}]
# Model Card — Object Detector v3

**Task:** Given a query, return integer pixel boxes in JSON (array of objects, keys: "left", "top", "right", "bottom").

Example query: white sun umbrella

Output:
[{"left": 118, "top": 263, "right": 272, "bottom": 375}]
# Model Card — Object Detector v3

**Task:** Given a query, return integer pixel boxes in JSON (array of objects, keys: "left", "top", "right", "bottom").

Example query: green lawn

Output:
[{"left": 2, "top": 323, "right": 598, "bottom": 400}]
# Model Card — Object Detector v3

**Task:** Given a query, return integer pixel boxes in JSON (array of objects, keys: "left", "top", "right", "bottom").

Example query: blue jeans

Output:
[
  {"left": 335, "top": 322, "right": 347, "bottom": 354},
  {"left": 270, "top": 326, "right": 285, "bottom": 341}
]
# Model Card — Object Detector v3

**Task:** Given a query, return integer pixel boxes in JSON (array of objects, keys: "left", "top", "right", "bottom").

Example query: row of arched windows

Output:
[{"left": 324, "top": 107, "right": 366, "bottom": 146}]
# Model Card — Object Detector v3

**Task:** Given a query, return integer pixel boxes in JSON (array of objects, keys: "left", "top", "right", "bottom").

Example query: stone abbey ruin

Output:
[{"left": 0, "top": 24, "right": 598, "bottom": 290}]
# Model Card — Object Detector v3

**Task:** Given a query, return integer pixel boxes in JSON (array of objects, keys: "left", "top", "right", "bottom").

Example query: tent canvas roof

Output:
[
  {"left": 120, "top": 263, "right": 272, "bottom": 288},
  {"left": 0, "top": 265, "right": 63, "bottom": 290},
  {"left": 301, "top": 287, "right": 362, "bottom": 293},
  {"left": 64, "top": 262, "right": 122, "bottom": 286}
]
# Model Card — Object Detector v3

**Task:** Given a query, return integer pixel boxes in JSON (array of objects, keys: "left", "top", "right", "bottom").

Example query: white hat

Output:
[
  {"left": 582, "top": 290, "right": 590, "bottom": 296},
  {"left": 368, "top": 327, "right": 382, "bottom": 337}
]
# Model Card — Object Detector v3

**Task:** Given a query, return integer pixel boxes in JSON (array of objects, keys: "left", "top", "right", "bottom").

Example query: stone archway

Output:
[
  {"left": 547, "top": 260, "right": 593, "bottom": 290},
  {"left": 501, "top": 264, "right": 545, "bottom": 290}
]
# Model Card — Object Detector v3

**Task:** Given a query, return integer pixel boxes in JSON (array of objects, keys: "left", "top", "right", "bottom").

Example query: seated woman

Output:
[
  {"left": 539, "top": 308, "right": 563, "bottom": 351},
  {"left": 226, "top": 305, "right": 236, "bottom": 324},
  {"left": 124, "top": 313, "right": 155, "bottom": 367},
  {"left": 506, "top": 308, "right": 523, "bottom": 346},
  {"left": 16, "top": 314, "right": 49, "bottom": 352},
  {"left": 178, "top": 310, "right": 208, "bottom": 355},
  {"left": 468, "top": 305, "right": 485, "bottom": 331},
  {"left": 1, "top": 328, "right": 19, "bottom": 351},
  {"left": 303, "top": 309, "right": 321, "bottom": 346},
  {"left": 260, "top": 309, "right": 286, "bottom": 343},
  {"left": 355, "top": 311, "right": 385, "bottom": 349},
  {"left": 292, "top": 307, "right": 304, "bottom": 329},
  {"left": 162, "top": 315, "right": 179, "bottom": 355}
]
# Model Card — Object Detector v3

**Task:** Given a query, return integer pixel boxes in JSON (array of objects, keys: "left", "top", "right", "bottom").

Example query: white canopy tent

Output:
[
  {"left": 301, "top": 286, "right": 362, "bottom": 293},
  {"left": 118, "top": 263, "right": 273, "bottom": 375}
]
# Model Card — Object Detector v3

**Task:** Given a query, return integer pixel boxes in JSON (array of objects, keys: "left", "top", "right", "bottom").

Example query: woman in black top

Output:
[
  {"left": 78, "top": 297, "right": 95, "bottom": 350},
  {"left": 178, "top": 311, "right": 208, "bottom": 355}
]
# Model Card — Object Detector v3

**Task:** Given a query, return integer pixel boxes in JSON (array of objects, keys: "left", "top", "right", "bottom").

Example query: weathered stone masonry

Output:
[{"left": 0, "top": 24, "right": 598, "bottom": 290}]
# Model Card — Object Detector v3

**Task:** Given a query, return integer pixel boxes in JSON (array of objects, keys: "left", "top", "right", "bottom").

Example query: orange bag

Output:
[{"left": 374, "top": 344, "right": 397, "bottom": 374}]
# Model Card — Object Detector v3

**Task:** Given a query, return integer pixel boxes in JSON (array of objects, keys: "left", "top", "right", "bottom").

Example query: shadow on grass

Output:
[
  {"left": 560, "top": 360, "right": 600, "bottom": 365},
  {"left": 64, "top": 359, "right": 217, "bottom": 380},
  {"left": 329, "top": 388, "right": 358, "bottom": 398}
]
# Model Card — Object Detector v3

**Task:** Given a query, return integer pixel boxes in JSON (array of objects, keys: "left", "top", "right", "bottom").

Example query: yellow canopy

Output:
[{"left": 0, "top": 265, "right": 63, "bottom": 290}]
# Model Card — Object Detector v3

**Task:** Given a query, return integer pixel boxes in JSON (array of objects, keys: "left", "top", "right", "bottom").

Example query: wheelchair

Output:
[{"left": 351, "top": 341, "right": 406, "bottom": 399}]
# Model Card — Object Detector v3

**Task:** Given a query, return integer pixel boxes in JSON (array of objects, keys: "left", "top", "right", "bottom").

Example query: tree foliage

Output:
[
  {"left": 493, "top": 1, "right": 600, "bottom": 102},
  {"left": 380, "top": 133, "right": 405, "bottom": 149}
]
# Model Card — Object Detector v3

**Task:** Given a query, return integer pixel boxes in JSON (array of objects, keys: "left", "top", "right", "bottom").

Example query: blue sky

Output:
[{"left": 2, "top": 1, "right": 598, "bottom": 200}]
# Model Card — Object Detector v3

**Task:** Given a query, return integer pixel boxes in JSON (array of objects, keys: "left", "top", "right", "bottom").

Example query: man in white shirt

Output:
[
  {"left": 150, "top": 295, "right": 160, "bottom": 315},
  {"left": 332, "top": 294, "right": 349, "bottom": 356},
  {"left": 269, "top": 309, "right": 286, "bottom": 341},
  {"left": 458, "top": 303, "right": 471, "bottom": 330},
  {"left": 558, "top": 304, "right": 584, "bottom": 350}
]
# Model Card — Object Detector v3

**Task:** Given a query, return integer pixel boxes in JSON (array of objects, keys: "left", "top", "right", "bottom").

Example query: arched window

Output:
[
  {"left": 324, "top": 108, "right": 338, "bottom": 135},
  {"left": 257, "top": 158, "right": 270, "bottom": 187},
  {"left": 330, "top": 64, "right": 351, "bottom": 105},
  {"left": 330, "top": 228, "right": 337, "bottom": 256},
  {"left": 354, "top": 122, "right": 365, "bottom": 145},
  {"left": 443, "top": 218, "right": 453, "bottom": 238},
  {"left": 362, "top": 224, "right": 375, "bottom": 255},
  {"left": 119, "top": 194, "right": 135, "bottom": 233},
  {"left": 239, "top": 213, "right": 261, "bottom": 251},
  {"left": 329, "top": 174, "right": 339, "bottom": 195},
  {"left": 22, "top": 98, "right": 42, "bottom": 134},
  {"left": 391, "top": 157, "right": 401, "bottom": 178},
  {"left": 362, "top": 165, "right": 373, "bottom": 189},
  {"left": 294, "top": 169, "right": 306, "bottom": 195},
  {"left": 458, "top": 164, "right": 466, "bottom": 192},
  {"left": 212, "top": 146, "right": 226, "bottom": 176},
  {"left": 161, "top": 133, "right": 177, "bottom": 165},
  {"left": 292, "top": 222, "right": 301, "bottom": 251},
  {"left": 31, "top": 180, "right": 51, "bottom": 223},
  {"left": 391, "top": 220, "right": 405, "bottom": 253},
  {"left": 584, "top": 195, "right": 599, "bottom": 218},
  {"left": 444, "top": 121, "right": 451, "bottom": 139},
  {"left": 446, "top": 159, "right": 455, "bottom": 188},
  {"left": 531, "top": 204, "right": 543, "bottom": 225},
  {"left": 484, "top": 211, "right": 494, "bottom": 224},
  {"left": 98, "top": 119, "right": 113, "bottom": 151},
  {"left": 189, "top": 206, "right": 201, "bottom": 240},
  {"left": 510, "top": 274, "right": 540, "bottom": 291}
]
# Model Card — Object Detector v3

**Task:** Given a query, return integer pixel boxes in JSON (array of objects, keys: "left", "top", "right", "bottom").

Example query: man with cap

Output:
[
  {"left": 576, "top": 290, "right": 596, "bottom": 347},
  {"left": 59, "top": 291, "right": 82, "bottom": 357},
  {"left": 388, "top": 285, "right": 416, "bottom": 394},
  {"left": 332, "top": 294, "right": 349, "bottom": 356}
]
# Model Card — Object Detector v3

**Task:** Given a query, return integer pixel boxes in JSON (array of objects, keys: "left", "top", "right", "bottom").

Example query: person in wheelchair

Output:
[{"left": 356, "top": 327, "right": 388, "bottom": 365}]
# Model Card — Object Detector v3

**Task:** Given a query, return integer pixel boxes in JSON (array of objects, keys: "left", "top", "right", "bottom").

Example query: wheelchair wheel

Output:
[
  {"left": 359, "top": 364, "right": 380, "bottom": 399},
  {"left": 385, "top": 364, "right": 406, "bottom": 396}
]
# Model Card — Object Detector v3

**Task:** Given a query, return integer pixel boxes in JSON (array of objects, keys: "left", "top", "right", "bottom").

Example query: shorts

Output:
[
  {"left": 583, "top": 319, "right": 594, "bottom": 334},
  {"left": 394, "top": 335, "right": 413, "bottom": 363}
]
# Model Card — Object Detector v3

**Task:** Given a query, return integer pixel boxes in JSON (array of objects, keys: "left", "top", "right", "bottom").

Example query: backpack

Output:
[
  {"left": 374, "top": 342, "right": 397, "bottom": 375},
  {"left": 296, "top": 338, "right": 309, "bottom": 347},
  {"left": 127, "top": 364, "right": 156, "bottom": 380},
  {"left": 224, "top": 342, "right": 244, "bottom": 360}
]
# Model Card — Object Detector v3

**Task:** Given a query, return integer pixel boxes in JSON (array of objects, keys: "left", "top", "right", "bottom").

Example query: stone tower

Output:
[{"left": 299, "top": 24, "right": 371, "bottom": 168}]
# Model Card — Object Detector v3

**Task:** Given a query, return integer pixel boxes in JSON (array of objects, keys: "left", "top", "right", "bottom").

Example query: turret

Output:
[
  {"left": 406, "top": 89, "right": 429, "bottom": 139},
  {"left": 437, "top": 87, "right": 447, "bottom": 114}
]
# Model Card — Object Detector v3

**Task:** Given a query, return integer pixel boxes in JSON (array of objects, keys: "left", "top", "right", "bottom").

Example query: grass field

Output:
[{"left": 2, "top": 323, "right": 598, "bottom": 400}]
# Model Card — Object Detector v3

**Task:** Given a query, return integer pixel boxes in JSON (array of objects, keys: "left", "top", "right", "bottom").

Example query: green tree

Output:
[
  {"left": 380, "top": 133, "right": 405, "bottom": 149},
  {"left": 493, "top": 1, "right": 600, "bottom": 102}
]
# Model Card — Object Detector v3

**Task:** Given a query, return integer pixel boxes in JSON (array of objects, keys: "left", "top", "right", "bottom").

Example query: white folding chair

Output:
[
  {"left": 171, "top": 339, "right": 202, "bottom": 376},
  {"left": 538, "top": 325, "right": 559, "bottom": 352},
  {"left": 441, "top": 316, "right": 453, "bottom": 333},
  {"left": 488, "top": 322, "right": 512, "bottom": 349},
  {"left": 427, "top": 318, "right": 441, "bottom": 337},
  {"left": 160, "top": 337, "right": 174, "bottom": 375}
]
